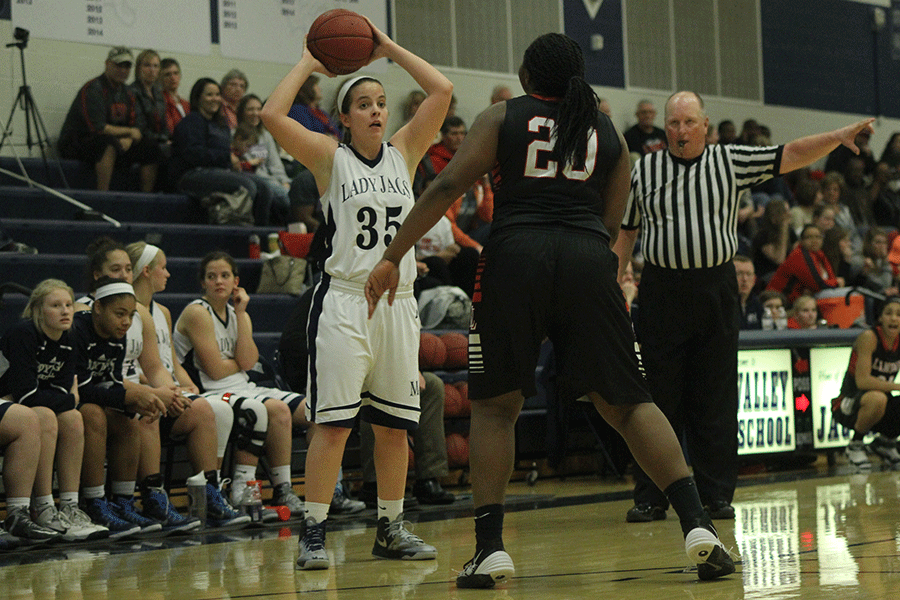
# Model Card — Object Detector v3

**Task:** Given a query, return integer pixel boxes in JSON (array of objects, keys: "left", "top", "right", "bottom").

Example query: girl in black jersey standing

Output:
[
  {"left": 367, "top": 33, "right": 733, "bottom": 587},
  {"left": 835, "top": 297, "right": 900, "bottom": 470}
]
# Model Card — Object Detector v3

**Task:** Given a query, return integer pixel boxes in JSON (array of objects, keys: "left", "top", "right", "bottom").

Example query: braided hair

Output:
[{"left": 522, "top": 33, "right": 599, "bottom": 171}]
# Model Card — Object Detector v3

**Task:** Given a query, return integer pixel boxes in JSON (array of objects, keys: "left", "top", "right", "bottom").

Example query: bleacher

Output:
[{"left": 0, "top": 163, "right": 308, "bottom": 491}]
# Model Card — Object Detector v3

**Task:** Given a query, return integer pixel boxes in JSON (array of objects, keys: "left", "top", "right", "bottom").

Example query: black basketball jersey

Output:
[
  {"left": 0, "top": 319, "right": 76, "bottom": 412},
  {"left": 71, "top": 310, "right": 129, "bottom": 412},
  {"left": 492, "top": 94, "right": 622, "bottom": 240},
  {"left": 840, "top": 326, "right": 900, "bottom": 397}
]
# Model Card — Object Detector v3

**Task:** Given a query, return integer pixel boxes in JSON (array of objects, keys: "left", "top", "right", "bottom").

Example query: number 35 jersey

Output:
[
  {"left": 319, "top": 142, "right": 417, "bottom": 288},
  {"left": 493, "top": 94, "right": 623, "bottom": 241}
]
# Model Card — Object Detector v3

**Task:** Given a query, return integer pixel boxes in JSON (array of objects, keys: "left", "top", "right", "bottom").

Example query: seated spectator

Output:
[
  {"left": 415, "top": 116, "right": 466, "bottom": 196},
  {"left": 789, "top": 178, "right": 823, "bottom": 236},
  {"left": 734, "top": 255, "right": 763, "bottom": 329},
  {"left": 787, "top": 294, "right": 820, "bottom": 329},
  {"left": 758, "top": 290, "right": 789, "bottom": 330},
  {"left": 160, "top": 58, "right": 190, "bottom": 132},
  {"left": 752, "top": 198, "right": 796, "bottom": 284},
  {"left": 168, "top": 78, "right": 275, "bottom": 226},
  {"left": 173, "top": 251, "right": 309, "bottom": 516},
  {"left": 869, "top": 161, "right": 900, "bottom": 229},
  {"left": 416, "top": 214, "right": 480, "bottom": 297},
  {"left": 718, "top": 120, "right": 737, "bottom": 145},
  {"left": 861, "top": 227, "right": 899, "bottom": 296},
  {"left": 737, "top": 119, "right": 761, "bottom": 145},
  {"left": 219, "top": 69, "right": 248, "bottom": 130},
  {"left": 823, "top": 225, "right": 863, "bottom": 288},
  {"left": 813, "top": 204, "right": 837, "bottom": 234},
  {"left": 58, "top": 46, "right": 160, "bottom": 192},
  {"left": 826, "top": 127, "right": 876, "bottom": 178},
  {"left": 0, "top": 279, "right": 107, "bottom": 542},
  {"left": 447, "top": 174, "right": 493, "bottom": 250},
  {"left": 844, "top": 156, "right": 875, "bottom": 230},
  {"left": 231, "top": 123, "right": 261, "bottom": 173},
  {"left": 288, "top": 168, "right": 321, "bottom": 233},
  {"left": 833, "top": 297, "right": 900, "bottom": 470},
  {"left": 821, "top": 171, "right": 862, "bottom": 254},
  {"left": 400, "top": 89, "right": 426, "bottom": 125},
  {"left": 288, "top": 75, "right": 340, "bottom": 139},
  {"left": 623, "top": 100, "right": 667, "bottom": 157},
  {"left": 880, "top": 132, "right": 900, "bottom": 170},
  {"left": 767, "top": 224, "right": 842, "bottom": 303},
  {"left": 237, "top": 94, "right": 293, "bottom": 226},
  {"left": 128, "top": 50, "right": 170, "bottom": 160}
]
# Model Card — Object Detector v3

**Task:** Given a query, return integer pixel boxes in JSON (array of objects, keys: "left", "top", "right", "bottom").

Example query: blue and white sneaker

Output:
[
  {"left": 112, "top": 496, "right": 163, "bottom": 535},
  {"left": 81, "top": 497, "right": 141, "bottom": 540},
  {"left": 141, "top": 487, "right": 202, "bottom": 535},
  {"left": 206, "top": 483, "right": 251, "bottom": 529}
]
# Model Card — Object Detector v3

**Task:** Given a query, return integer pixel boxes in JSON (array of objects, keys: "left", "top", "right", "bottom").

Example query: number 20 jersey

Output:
[
  {"left": 493, "top": 94, "right": 623, "bottom": 241},
  {"left": 319, "top": 142, "right": 417, "bottom": 288}
]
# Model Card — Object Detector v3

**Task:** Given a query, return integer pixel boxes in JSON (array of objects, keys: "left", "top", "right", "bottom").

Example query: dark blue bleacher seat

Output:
[
  {"left": 0, "top": 156, "right": 138, "bottom": 190},
  {"left": 1, "top": 218, "right": 274, "bottom": 260}
]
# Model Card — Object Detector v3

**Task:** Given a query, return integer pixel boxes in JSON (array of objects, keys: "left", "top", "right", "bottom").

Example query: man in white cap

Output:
[{"left": 58, "top": 46, "right": 160, "bottom": 192}]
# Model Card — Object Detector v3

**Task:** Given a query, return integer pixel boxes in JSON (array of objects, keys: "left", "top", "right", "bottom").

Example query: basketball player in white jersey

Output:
[
  {"left": 173, "top": 251, "right": 308, "bottom": 516},
  {"left": 261, "top": 16, "right": 453, "bottom": 569},
  {"left": 127, "top": 241, "right": 250, "bottom": 528}
]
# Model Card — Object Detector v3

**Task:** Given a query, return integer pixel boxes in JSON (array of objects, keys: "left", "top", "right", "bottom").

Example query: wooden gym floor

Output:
[{"left": 1, "top": 461, "right": 898, "bottom": 599}]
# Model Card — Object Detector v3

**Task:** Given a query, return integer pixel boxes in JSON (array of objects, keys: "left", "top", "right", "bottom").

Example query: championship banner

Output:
[
  {"left": 737, "top": 349, "right": 796, "bottom": 455},
  {"left": 11, "top": 0, "right": 211, "bottom": 56},
  {"left": 218, "top": 0, "right": 388, "bottom": 67}
]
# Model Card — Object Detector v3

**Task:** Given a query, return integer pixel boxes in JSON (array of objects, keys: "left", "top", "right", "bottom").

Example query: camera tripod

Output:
[{"left": 0, "top": 36, "right": 69, "bottom": 188}]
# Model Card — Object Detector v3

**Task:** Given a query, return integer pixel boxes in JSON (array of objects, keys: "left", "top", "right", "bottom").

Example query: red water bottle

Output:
[{"left": 248, "top": 234, "right": 261, "bottom": 259}]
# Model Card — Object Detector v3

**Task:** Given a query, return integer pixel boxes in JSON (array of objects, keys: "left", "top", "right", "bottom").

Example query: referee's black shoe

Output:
[
  {"left": 413, "top": 479, "right": 455, "bottom": 505},
  {"left": 704, "top": 500, "right": 736, "bottom": 520},
  {"left": 625, "top": 503, "right": 667, "bottom": 522}
]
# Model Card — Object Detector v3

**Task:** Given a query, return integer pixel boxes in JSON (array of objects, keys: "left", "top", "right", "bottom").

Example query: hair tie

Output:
[
  {"left": 134, "top": 244, "right": 161, "bottom": 276},
  {"left": 94, "top": 282, "right": 135, "bottom": 301}
]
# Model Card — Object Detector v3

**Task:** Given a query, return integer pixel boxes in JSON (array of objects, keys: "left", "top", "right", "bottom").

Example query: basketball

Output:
[
  {"left": 446, "top": 433, "right": 469, "bottom": 468},
  {"left": 440, "top": 332, "right": 468, "bottom": 369},
  {"left": 444, "top": 382, "right": 464, "bottom": 417},
  {"left": 454, "top": 380, "right": 471, "bottom": 416},
  {"left": 419, "top": 332, "right": 447, "bottom": 370},
  {"left": 307, "top": 9, "right": 375, "bottom": 75}
]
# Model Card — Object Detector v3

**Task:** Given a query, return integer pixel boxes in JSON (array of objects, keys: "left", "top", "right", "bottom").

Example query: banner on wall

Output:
[
  {"left": 11, "top": 0, "right": 211, "bottom": 56},
  {"left": 809, "top": 346, "right": 875, "bottom": 449},
  {"left": 737, "top": 349, "right": 796, "bottom": 455},
  {"left": 218, "top": 0, "right": 388, "bottom": 67},
  {"left": 563, "top": 0, "right": 624, "bottom": 88}
]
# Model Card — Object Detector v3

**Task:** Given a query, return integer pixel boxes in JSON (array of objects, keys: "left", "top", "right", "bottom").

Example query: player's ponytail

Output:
[{"left": 522, "top": 33, "right": 599, "bottom": 171}]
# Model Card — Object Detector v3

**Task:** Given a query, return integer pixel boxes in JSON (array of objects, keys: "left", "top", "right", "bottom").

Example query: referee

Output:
[{"left": 614, "top": 91, "right": 874, "bottom": 522}]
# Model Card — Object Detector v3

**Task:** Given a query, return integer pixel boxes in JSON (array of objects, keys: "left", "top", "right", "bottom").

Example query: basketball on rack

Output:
[
  {"left": 440, "top": 332, "right": 468, "bottom": 369},
  {"left": 444, "top": 382, "right": 464, "bottom": 417},
  {"left": 419, "top": 332, "right": 447, "bottom": 370},
  {"left": 454, "top": 380, "right": 471, "bottom": 417},
  {"left": 307, "top": 9, "right": 375, "bottom": 75},
  {"left": 446, "top": 433, "right": 469, "bottom": 468}
]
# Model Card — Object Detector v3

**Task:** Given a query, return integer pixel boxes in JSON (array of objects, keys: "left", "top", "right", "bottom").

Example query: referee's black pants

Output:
[{"left": 632, "top": 261, "right": 740, "bottom": 509}]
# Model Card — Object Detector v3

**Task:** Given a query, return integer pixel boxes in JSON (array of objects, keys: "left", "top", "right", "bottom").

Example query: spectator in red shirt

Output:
[
  {"left": 161, "top": 58, "right": 190, "bottom": 133},
  {"left": 766, "top": 224, "right": 843, "bottom": 304}
]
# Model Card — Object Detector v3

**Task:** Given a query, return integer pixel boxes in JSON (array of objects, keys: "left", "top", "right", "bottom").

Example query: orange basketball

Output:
[
  {"left": 307, "top": 9, "right": 375, "bottom": 75},
  {"left": 408, "top": 445, "right": 415, "bottom": 470},
  {"left": 446, "top": 433, "right": 469, "bottom": 468},
  {"left": 454, "top": 380, "right": 471, "bottom": 416},
  {"left": 419, "top": 332, "right": 447, "bottom": 370},
  {"left": 440, "top": 332, "right": 468, "bottom": 369},
  {"left": 444, "top": 382, "right": 464, "bottom": 417}
]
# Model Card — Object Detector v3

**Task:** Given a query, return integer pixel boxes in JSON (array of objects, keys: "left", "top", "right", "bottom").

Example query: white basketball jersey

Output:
[
  {"left": 173, "top": 299, "right": 249, "bottom": 391},
  {"left": 121, "top": 311, "right": 144, "bottom": 383},
  {"left": 149, "top": 301, "right": 174, "bottom": 377},
  {"left": 320, "top": 143, "right": 417, "bottom": 287}
]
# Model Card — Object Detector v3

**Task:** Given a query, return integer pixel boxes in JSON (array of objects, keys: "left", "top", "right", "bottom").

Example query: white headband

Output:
[
  {"left": 94, "top": 282, "right": 134, "bottom": 301},
  {"left": 337, "top": 76, "right": 368, "bottom": 114},
  {"left": 134, "top": 244, "right": 161, "bottom": 276}
]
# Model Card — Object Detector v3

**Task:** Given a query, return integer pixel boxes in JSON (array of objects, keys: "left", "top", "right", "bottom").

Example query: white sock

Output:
[
  {"left": 110, "top": 481, "right": 135, "bottom": 497},
  {"left": 34, "top": 495, "right": 55, "bottom": 511},
  {"left": 82, "top": 486, "right": 105, "bottom": 500},
  {"left": 6, "top": 497, "right": 30, "bottom": 510},
  {"left": 378, "top": 498, "right": 403, "bottom": 523},
  {"left": 233, "top": 464, "right": 257, "bottom": 486},
  {"left": 270, "top": 465, "right": 291, "bottom": 487},
  {"left": 304, "top": 501, "right": 330, "bottom": 524},
  {"left": 59, "top": 492, "right": 79, "bottom": 506}
]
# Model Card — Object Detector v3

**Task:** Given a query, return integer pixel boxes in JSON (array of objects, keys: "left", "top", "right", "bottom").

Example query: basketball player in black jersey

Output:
[
  {"left": 367, "top": 33, "right": 734, "bottom": 587},
  {"left": 834, "top": 296, "right": 900, "bottom": 470}
]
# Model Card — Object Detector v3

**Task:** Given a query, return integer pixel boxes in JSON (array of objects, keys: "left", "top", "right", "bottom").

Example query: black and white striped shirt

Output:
[{"left": 623, "top": 144, "right": 783, "bottom": 269}]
